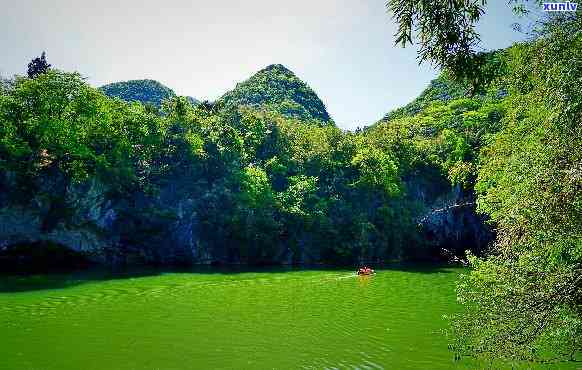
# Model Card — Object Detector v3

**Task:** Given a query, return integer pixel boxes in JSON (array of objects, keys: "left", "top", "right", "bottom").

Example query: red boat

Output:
[{"left": 357, "top": 267, "right": 375, "bottom": 275}]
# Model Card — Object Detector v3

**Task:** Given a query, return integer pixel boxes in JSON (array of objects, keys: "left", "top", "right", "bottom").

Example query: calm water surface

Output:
[{"left": 0, "top": 266, "right": 573, "bottom": 369}]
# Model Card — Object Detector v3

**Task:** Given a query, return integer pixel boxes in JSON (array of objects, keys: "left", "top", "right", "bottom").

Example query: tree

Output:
[
  {"left": 385, "top": 0, "right": 542, "bottom": 92},
  {"left": 27, "top": 52, "right": 51, "bottom": 78},
  {"left": 387, "top": 0, "right": 581, "bottom": 363},
  {"left": 387, "top": 0, "right": 484, "bottom": 73},
  {"left": 350, "top": 146, "right": 400, "bottom": 197},
  {"left": 451, "top": 15, "right": 582, "bottom": 362}
]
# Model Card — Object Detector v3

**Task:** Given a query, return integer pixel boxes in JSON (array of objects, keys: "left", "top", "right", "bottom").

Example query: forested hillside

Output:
[
  {"left": 100, "top": 79, "right": 199, "bottom": 107},
  {"left": 384, "top": 0, "right": 581, "bottom": 361},
  {"left": 217, "top": 64, "right": 333, "bottom": 124},
  {"left": 0, "top": 56, "right": 497, "bottom": 267}
]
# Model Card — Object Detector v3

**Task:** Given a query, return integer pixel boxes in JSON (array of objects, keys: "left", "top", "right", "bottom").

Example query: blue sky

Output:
[{"left": 1, "top": 0, "right": 530, "bottom": 130}]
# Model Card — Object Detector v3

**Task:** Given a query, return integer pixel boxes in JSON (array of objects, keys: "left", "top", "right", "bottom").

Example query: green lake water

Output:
[{"left": 0, "top": 267, "right": 574, "bottom": 369}]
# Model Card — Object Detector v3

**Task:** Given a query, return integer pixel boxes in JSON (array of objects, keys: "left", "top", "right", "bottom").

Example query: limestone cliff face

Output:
[
  {"left": 404, "top": 173, "right": 493, "bottom": 260},
  {"left": 0, "top": 170, "right": 273, "bottom": 266},
  {"left": 0, "top": 166, "right": 491, "bottom": 266},
  {"left": 0, "top": 172, "right": 118, "bottom": 263}
]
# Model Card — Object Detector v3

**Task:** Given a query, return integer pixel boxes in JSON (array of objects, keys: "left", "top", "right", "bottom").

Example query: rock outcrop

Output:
[
  {"left": 0, "top": 166, "right": 492, "bottom": 266},
  {"left": 405, "top": 172, "right": 493, "bottom": 261}
]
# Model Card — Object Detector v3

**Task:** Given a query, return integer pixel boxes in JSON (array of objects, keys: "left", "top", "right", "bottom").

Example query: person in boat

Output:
[{"left": 357, "top": 266, "right": 374, "bottom": 275}]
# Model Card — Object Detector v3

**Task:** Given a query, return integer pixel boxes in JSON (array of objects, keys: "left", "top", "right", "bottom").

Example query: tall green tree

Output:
[
  {"left": 387, "top": 0, "right": 581, "bottom": 362},
  {"left": 451, "top": 14, "right": 582, "bottom": 362}
]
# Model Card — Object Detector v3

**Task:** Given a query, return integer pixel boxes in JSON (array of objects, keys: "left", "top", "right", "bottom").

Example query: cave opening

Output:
[{"left": 0, "top": 241, "right": 93, "bottom": 272}]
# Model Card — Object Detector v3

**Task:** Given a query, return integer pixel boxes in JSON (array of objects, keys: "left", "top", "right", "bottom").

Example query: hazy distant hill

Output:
[
  {"left": 186, "top": 96, "right": 200, "bottom": 106},
  {"left": 217, "top": 64, "right": 333, "bottom": 124}
]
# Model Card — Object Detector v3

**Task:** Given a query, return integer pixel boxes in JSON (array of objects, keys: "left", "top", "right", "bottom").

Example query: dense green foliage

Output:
[
  {"left": 217, "top": 64, "right": 333, "bottom": 124},
  {"left": 381, "top": 75, "right": 469, "bottom": 122},
  {"left": 0, "top": 62, "right": 492, "bottom": 265},
  {"left": 388, "top": 0, "right": 580, "bottom": 362},
  {"left": 0, "top": 72, "right": 156, "bottom": 186},
  {"left": 99, "top": 79, "right": 179, "bottom": 108},
  {"left": 450, "top": 14, "right": 582, "bottom": 363}
]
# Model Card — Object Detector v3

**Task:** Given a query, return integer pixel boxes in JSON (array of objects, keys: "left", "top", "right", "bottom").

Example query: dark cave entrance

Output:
[{"left": 0, "top": 241, "right": 93, "bottom": 272}]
